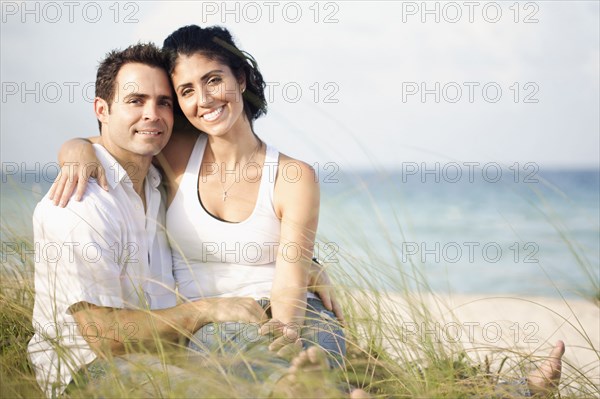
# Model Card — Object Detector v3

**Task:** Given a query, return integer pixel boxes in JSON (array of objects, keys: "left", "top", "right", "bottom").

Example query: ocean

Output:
[
  {"left": 2, "top": 167, "right": 598, "bottom": 299},
  {"left": 318, "top": 168, "right": 599, "bottom": 299}
]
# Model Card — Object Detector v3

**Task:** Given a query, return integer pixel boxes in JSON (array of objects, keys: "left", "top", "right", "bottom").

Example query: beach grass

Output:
[
  {"left": 1, "top": 226, "right": 599, "bottom": 398},
  {"left": 1, "top": 174, "right": 599, "bottom": 398}
]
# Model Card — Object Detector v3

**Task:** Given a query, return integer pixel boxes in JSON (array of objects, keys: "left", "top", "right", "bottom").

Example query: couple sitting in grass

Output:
[{"left": 30, "top": 25, "right": 563, "bottom": 398}]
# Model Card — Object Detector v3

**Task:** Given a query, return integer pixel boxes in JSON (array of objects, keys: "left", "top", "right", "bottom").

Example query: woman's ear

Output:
[
  {"left": 94, "top": 97, "right": 109, "bottom": 124},
  {"left": 238, "top": 74, "right": 246, "bottom": 93}
]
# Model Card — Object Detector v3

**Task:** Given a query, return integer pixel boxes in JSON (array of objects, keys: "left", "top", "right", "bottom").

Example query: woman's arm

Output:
[
  {"left": 270, "top": 157, "right": 320, "bottom": 328},
  {"left": 50, "top": 127, "right": 201, "bottom": 207},
  {"left": 50, "top": 136, "right": 106, "bottom": 207}
]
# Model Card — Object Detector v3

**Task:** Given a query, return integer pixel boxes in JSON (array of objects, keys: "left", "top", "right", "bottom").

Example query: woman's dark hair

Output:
[{"left": 162, "top": 25, "right": 267, "bottom": 125}]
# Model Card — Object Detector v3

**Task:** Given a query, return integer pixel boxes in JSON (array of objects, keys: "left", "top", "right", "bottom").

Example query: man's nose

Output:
[{"left": 143, "top": 102, "right": 160, "bottom": 120}]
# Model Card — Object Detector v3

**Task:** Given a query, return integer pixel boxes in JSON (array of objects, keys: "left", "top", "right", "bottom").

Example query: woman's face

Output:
[{"left": 171, "top": 53, "right": 246, "bottom": 136}]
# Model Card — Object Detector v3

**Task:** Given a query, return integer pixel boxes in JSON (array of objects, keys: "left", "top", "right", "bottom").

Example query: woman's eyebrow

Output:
[
  {"left": 200, "top": 69, "right": 224, "bottom": 81},
  {"left": 175, "top": 69, "right": 224, "bottom": 91}
]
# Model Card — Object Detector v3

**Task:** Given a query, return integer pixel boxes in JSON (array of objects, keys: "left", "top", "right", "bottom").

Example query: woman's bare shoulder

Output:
[
  {"left": 274, "top": 152, "right": 319, "bottom": 213},
  {"left": 277, "top": 153, "right": 318, "bottom": 183}
]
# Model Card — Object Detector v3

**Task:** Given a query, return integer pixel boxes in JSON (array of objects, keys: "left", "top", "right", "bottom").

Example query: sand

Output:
[{"left": 349, "top": 292, "right": 599, "bottom": 394}]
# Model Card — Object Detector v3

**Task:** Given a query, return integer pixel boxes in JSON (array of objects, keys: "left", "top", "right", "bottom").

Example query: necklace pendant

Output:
[{"left": 223, "top": 191, "right": 227, "bottom": 202}]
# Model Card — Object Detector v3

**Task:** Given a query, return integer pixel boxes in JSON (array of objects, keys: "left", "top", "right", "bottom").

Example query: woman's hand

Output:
[
  {"left": 49, "top": 137, "right": 107, "bottom": 207},
  {"left": 260, "top": 319, "right": 302, "bottom": 360},
  {"left": 49, "top": 160, "right": 107, "bottom": 207},
  {"left": 308, "top": 260, "right": 345, "bottom": 326}
]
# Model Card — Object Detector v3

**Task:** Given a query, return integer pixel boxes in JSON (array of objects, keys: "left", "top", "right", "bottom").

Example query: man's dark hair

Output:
[{"left": 95, "top": 42, "right": 170, "bottom": 131}]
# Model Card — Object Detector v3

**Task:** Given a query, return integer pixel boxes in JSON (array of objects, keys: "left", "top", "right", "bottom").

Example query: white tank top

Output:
[{"left": 167, "top": 134, "right": 282, "bottom": 301}]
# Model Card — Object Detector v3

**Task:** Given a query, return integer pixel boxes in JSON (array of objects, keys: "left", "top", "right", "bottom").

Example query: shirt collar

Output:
[
  {"left": 147, "top": 163, "right": 162, "bottom": 189},
  {"left": 93, "top": 144, "right": 162, "bottom": 190}
]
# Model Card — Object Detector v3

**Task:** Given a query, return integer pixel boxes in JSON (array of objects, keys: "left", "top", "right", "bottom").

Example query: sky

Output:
[{"left": 1, "top": 1, "right": 599, "bottom": 173}]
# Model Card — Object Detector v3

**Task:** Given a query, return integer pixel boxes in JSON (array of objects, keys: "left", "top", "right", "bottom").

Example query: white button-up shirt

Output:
[{"left": 28, "top": 144, "right": 176, "bottom": 397}]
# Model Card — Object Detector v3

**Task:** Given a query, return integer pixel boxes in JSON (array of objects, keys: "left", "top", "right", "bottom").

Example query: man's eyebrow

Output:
[
  {"left": 121, "top": 93, "right": 173, "bottom": 103},
  {"left": 175, "top": 69, "right": 223, "bottom": 91},
  {"left": 123, "top": 92, "right": 149, "bottom": 100}
]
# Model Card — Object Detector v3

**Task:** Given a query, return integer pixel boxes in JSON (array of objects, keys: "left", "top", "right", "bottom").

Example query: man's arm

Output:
[
  {"left": 307, "top": 259, "right": 345, "bottom": 325},
  {"left": 35, "top": 193, "right": 267, "bottom": 358},
  {"left": 71, "top": 298, "right": 266, "bottom": 356}
]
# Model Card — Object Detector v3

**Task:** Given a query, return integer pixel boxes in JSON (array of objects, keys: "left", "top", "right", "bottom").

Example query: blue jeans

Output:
[{"left": 188, "top": 297, "right": 346, "bottom": 369}]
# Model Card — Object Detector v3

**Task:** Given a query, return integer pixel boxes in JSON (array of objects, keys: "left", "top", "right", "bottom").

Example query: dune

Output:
[{"left": 348, "top": 292, "right": 599, "bottom": 394}]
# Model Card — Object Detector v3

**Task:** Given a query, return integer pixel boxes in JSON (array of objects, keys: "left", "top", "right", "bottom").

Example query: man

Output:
[{"left": 28, "top": 43, "right": 270, "bottom": 397}]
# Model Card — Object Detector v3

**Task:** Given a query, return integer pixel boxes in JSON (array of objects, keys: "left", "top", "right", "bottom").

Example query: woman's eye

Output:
[
  {"left": 181, "top": 88, "right": 193, "bottom": 97},
  {"left": 207, "top": 77, "right": 222, "bottom": 86}
]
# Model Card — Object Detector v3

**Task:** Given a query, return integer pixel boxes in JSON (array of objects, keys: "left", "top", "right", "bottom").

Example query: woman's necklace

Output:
[{"left": 220, "top": 141, "right": 262, "bottom": 202}]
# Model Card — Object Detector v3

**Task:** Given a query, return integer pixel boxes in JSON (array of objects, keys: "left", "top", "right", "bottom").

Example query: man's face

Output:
[{"left": 98, "top": 63, "right": 174, "bottom": 166}]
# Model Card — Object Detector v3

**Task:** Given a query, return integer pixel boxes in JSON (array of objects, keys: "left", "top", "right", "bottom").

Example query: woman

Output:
[{"left": 162, "top": 24, "right": 347, "bottom": 369}]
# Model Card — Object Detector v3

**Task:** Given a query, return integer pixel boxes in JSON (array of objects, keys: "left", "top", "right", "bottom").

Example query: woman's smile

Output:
[{"left": 201, "top": 105, "right": 225, "bottom": 122}]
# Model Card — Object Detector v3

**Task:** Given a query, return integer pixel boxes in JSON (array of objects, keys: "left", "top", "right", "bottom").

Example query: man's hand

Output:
[
  {"left": 307, "top": 260, "right": 345, "bottom": 326},
  {"left": 203, "top": 297, "right": 269, "bottom": 326}
]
